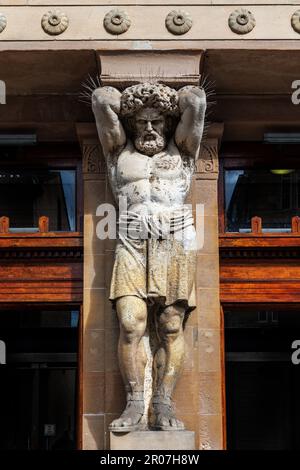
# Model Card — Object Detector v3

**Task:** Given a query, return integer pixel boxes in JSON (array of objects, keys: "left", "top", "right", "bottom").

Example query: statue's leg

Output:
[
  {"left": 151, "top": 303, "right": 185, "bottom": 430},
  {"left": 109, "top": 295, "right": 147, "bottom": 432}
]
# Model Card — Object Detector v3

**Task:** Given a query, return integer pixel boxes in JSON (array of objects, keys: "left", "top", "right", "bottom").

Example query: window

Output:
[
  {"left": 225, "top": 169, "right": 300, "bottom": 232},
  {"left": 0, "top": 169, "right": 76, "bottom": 231},
  {"left": 0, "top": 308, "right": 79, "bottom": 450},
  {"left": 225, "top": 307, "right": 300, "bottom": 450}
]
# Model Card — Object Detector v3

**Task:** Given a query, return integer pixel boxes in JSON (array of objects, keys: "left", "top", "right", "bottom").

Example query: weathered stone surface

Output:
[
  {"left": 198, "top": 329, "right": 221, "bottom": 372},
  {"left": 84, "top": 329, "right": 105, "bottom": 372},
  {"left": 83, "top": 415, "right": 105, "bottom": 450},
  {"left": 110, "top": 430, "right": 195, "bottom": 450},
  {"left": 199, "top": 414, "right": 223, "bottom": 450},
  {"left": 79, "top": 72, "right": 223, "bottom": 448},
  {"left": 83, "top": 371, "right": 105, "bottom": 414},
  {"left": 92, "top": 81, "right": 206, "bottom": 434}
]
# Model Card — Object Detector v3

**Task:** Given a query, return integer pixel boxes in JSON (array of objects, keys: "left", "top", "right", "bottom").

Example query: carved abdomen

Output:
[{"left": 114, "top": 141, "right": 192, "bottom": 211}]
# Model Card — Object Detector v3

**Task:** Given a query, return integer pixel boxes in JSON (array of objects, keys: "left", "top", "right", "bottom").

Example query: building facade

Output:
[{"left": 0, "top": 0, "right": 300, "bottom": 450}]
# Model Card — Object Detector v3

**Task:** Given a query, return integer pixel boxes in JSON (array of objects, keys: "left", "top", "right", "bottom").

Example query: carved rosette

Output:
[
  {"left": 103, "top": 9, "right": 131, "bottom": 35},
  {"left": 0, "top": 13, "right": 7, "bottom": 34},
  {"left": 165, "top": 10, "right": 192, "bottom": 35},
  {"left": 228, "top": 8, "right": 256, "bottom": 35},
  {"left": 291, "top": 10, "right": 300, "bottom": 34},
  {"left": 41, "top": 10, "right": 69, "bottom": 36}
]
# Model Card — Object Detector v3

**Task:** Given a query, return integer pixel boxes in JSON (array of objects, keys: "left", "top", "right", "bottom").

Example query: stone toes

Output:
[
  {"left": 170, "top": 418, "right": 178, "bottom": 427},
  {"left": 111, "top": 418, "right": 122, "bottom": 428},
  {"left": 160, "top": 417, "right": 170, "bottom": 427},
  {"left": 124, "top": 417, "right": 133, "bottom": 426},
  {"left": 111, "top": 416, "right": 132, "bottom": 428}
]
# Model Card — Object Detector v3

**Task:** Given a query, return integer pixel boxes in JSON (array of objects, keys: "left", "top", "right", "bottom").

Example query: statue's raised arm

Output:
[
  {"left": 91, "top": 81, "right": 208, "bottom": 434},
  {"left": 92, "top": 86, "right": 126, "bottom": 159},
  {"left": 175, "top": 85, "right": 207, "bottom": 160}
]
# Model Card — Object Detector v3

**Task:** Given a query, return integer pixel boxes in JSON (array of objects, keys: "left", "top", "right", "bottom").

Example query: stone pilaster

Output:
[
  {"left": 195, "top": 124, "right": 224, "bottom": 450},
  {"left": 78, "top": 125, "right": 107, "bottom": 449}
]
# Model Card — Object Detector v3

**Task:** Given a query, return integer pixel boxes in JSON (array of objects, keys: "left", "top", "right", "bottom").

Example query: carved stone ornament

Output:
[
  {"left": 41, "top": 10, "right": 69, "bottom": 36},
  {"left": 291, "top": 10, "right": 300, "bottom": 34},
  {"left": 0, "top": 13, "right": 7, "bottom": 34},
  {"left": 165, "top": 10, "right": 192, "bottom": 35},
  {"left": 197, "top": 140, "right": 219, "bottom": 179},
  {"left": 92, "top": 82, "right": 207, "bottom": 433},
  {"left": 82, "top": 143, "right": 104, "bottom": 174},
  {"left": 103, "top": 9, "right": 131, "bottom": 35},
  {"left": 228, "top": 8, "right": 256, "bottom": 35}
]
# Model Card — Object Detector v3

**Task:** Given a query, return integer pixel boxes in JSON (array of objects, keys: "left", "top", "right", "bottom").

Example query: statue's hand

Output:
[
  {"left": 177, "top": 85, "right": 206, "bottom": 113},
  {"left": 92, "top": 86, "right": 122, "bottom": 115}
]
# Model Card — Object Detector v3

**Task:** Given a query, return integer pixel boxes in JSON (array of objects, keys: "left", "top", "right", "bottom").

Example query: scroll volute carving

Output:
[
  {"left": 82, "top": 141, "right": 105, "bottom": 175},
  {"left": 197, "top": 139, "right": 219, "bottom": 180}
]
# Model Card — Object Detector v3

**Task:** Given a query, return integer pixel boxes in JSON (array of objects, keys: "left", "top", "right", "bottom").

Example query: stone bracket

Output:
[{"left": 97, "top": 50, "right": 204, "bottom": 88}]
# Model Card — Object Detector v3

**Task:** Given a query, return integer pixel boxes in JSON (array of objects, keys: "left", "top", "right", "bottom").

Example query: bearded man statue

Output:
[{"left": 92, "top": 82, "right": 206, "bottom": 432}]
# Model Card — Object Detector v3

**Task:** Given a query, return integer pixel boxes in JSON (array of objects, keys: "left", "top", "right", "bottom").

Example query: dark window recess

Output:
[
  {"left": 225, "top": 308, "right": 300, "bottom": 450},
  {"left": 0, "top": 310, "right": 79, "bottom": 355},
  {"left": 0, "top": 309, "right": 79, "bottom": 450},
  {"left": 225, "top": 169, "right": 300, "bottom": 232},
  {"left": 0, "top": 170, "right": 76, "bottom": 231}
]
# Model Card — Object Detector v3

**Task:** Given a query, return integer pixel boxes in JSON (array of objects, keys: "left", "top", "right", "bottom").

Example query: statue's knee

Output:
[
  {"left": 117, "top": 298, "right": 147, "bottom": 341},
  {"left": 159, "top": 305, "right": 184, "bottom": 338},
  {"left": 121, "top": 318, "right": 145, "bottom": 340},
  {"left": 159, "top": 315, "right": 182, "bottom": 337}
]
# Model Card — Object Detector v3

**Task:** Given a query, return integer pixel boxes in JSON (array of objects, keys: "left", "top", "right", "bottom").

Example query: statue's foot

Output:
[
  {"left": 151, "top": 398, "right": 185, "bottom": 431},
  {"left": 109, "top": 400, "right": 144, "bottom": 433}
]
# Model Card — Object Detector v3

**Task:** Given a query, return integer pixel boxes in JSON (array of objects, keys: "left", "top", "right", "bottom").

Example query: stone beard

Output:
[
  {"left": 134, "top": 131, "right": 165, "bottom": 156},
  {"left": 92, "top": 82, "right": 206, "bottom": 433}
]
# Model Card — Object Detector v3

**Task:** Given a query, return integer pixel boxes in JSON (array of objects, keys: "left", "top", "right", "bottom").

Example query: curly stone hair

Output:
[{"left": 120, "top": 82, "right": 179, "bottom": 117}]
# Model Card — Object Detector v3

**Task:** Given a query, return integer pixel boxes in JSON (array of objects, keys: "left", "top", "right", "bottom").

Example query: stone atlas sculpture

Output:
[{"left": 92, "top": 81, "right": 206, "bottom": 432}]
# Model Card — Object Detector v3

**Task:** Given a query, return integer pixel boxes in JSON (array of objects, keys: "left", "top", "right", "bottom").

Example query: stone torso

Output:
[{"left": 109, "top": 139, "right": 193, "bottom": 215}]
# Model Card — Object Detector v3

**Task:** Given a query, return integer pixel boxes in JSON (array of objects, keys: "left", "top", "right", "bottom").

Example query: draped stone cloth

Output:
[{"left": 109, "top": 210, "right": 197, "bottom": 312}]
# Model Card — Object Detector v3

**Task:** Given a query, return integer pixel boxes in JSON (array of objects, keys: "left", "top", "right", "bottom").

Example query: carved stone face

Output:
[{"left": 133, "top": 107, "right": 167, "bottom": 156}]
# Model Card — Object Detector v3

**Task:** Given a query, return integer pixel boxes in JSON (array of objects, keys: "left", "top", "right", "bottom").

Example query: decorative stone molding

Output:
[
  {"left": 165, "top": 10, "right": 192, "bottom": 35},
  {"left": 197, "top": 139, "right": 219, "bottom": 179},
  {"left": 0, "top": 13, "right": 7, "bottom": 34},
  {"left": 291, "top": 10, "right": 300, "bottom": 34},
  {"left": 103, "top": 9, "right": 131, "bottom": 35},
  {"left": 41, "top": 10, "right": 69, "bottom": 36},
  {"left": 228, "top": 8, "right": 256, "bottom": 35}
]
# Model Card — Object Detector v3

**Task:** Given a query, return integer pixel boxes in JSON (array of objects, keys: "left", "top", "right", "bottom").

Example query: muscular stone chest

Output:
[
  {"left": 114, "top": 142, "right": 191, "bottom": 207},
  {"left": 115, "top": 140, "right": 190, "bottom": 205}
]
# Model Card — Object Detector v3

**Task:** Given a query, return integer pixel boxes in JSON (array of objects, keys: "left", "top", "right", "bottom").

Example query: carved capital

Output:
[
  {"left": 76, "top": 124, "right": 106, "bottom": 177},
  {"left": 197, "top": 139, "right": 219, "bottom": 180},
  {"left": 82, "top": 141, "right": 105, "bottom": 175},
  {"left": 196, "top": 123, "right": 224, "bottom": 180}
]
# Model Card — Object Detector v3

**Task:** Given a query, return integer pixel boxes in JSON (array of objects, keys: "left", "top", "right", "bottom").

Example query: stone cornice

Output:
[{"left": 0, "top": 5, "right": 299, "bottom": 42}]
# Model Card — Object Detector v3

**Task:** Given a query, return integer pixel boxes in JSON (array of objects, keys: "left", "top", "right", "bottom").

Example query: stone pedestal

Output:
[{"left": 110, "top": 431, "right": 195, "bottom": 451}]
